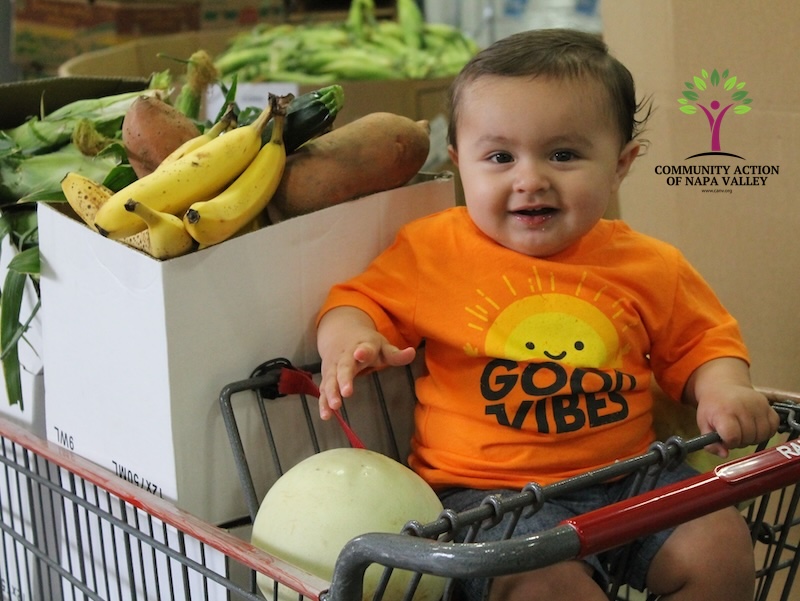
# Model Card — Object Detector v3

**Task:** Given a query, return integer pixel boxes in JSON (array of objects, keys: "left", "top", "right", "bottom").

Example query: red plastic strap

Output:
[{"left": 277, "top": 366, "right": 366, "bottom": 449}]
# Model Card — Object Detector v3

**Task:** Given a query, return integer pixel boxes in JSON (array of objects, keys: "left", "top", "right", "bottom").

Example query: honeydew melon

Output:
[{"left": 251, "top": 447, "right": 445, "bottom": 601}]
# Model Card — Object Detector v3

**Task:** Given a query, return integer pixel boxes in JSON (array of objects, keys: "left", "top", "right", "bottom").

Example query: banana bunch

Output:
[
  {"left": 213, "top": 0, "right": 478, "bottom": 84},
  {"left": 61, "top": 93, "right": 292, "bottom": 260}
]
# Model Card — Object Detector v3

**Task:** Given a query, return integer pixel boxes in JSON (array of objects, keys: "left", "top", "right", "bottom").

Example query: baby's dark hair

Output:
[{"left": 447, "top": 28, "right": 651, "bottom": 149}]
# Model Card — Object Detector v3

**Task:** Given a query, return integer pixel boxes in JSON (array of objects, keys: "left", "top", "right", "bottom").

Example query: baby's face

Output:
[{"left": 449, "top": 75, "right": 639, "bottom": 257}]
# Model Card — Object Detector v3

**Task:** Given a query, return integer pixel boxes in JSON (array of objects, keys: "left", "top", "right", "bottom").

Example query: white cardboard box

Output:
[{"left": 38, "top": 172, "right": 455, "bottom": 525}]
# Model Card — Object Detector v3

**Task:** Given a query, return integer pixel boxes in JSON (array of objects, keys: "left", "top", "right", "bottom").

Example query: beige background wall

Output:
[{"left": 603, "top": 0, "right": 800, "bottom": 392}]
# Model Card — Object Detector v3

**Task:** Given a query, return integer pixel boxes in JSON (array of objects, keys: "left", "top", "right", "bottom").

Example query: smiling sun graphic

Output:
[{"left": 464, "top": 268, "right": 633, "bottom": 369}]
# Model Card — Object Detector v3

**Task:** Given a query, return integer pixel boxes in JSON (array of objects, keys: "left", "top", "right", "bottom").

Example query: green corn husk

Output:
[
  {"left": 173, "top": 50, "right": 220, "bottom": 120},
  {"left": 4, "top": 89, "right": 156, "bottom": 156},
  {"left": 397, "top": 0, "right": 424, "bottom": 50},
  {"left": 346, "top": 0, "right": 376, "bottom": 42},
  {"left": 3, "top": 70, "right": 171, "bottom": 156},
  {"left": 0, "top": 143, "right": 122, "bottom": 204}
]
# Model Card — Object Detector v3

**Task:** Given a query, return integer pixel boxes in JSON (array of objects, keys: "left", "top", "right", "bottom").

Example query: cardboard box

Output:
[
  {"left": 12, "top": 0, "right": 202, "bottom": 77},
  {"left": 38, "top": 172, "right": 456, "bottom": 525},
  {"left": 602, "top": 1, "right": 800, "bottom": 392}
]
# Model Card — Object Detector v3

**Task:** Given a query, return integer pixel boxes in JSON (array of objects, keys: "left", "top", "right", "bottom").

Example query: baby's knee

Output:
[
  {"left": 648, "top": 507, "right": 754, "bottom": 599},
  {"left": 488, "top": 560, "right": 606, "bottom": 601}
]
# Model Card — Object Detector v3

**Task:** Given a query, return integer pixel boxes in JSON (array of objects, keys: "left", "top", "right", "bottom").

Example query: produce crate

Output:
[
  {"left": 11, "top": 0, "right": 202, "bottom": 77},
  {"left": 37, "top": 171, "right": 456, "bottom": 527}
]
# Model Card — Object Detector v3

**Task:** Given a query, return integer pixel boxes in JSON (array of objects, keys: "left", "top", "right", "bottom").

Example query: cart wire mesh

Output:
[{"left": 0, "top": 416, "right": 328, "bottom": 601}]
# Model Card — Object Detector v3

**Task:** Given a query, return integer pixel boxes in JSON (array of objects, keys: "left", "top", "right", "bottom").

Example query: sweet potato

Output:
[
  {"left": 122, "top": 96, "right": 200, "bottom": 178},
  {"left": 268, "top": 112, "right": 430, "bottom": 220}
]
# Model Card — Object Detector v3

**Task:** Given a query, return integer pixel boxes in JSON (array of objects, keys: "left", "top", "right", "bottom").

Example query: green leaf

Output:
[
  {"left": 737, "top": 82, "right": 746, "bottom": 89},
  {"left": 685, "top": 82, "right": 695, "bottom": 90},
  {"left": 724, "top": 76, "right": 738, "bottom": 90},
  {"left": 710, "top": 69, "right": 720, "bottom": 86},
  {"left": 682, "top": 90, "right": 699, "bottom": 101},
  {"left": 732, "top": 90, "right": 749, "bottom": 102},
  {"left": 7, "top": 211, "right": 38, "bottom": 249},
  {"left": 18, "top": 189, "right": 65, "bottom": 204},
  {"left": 701, "top": 69, "right": 709, "bottom": 79},
  {"left": 722, "top": 69, "right": 729, "bottom": 78},
  {"left": 214, "top": 74, "right": 239, "bottom": 124},
  {"left": 0, "top": 215, "right": 11, "bottom": 242},
  {"left": 0, "top": 268, "right": 26, "bottom": 408},
  {"left": 102, "top": 164, "right": 138, "bottom": 192},
  {"left": 8, "top": 247, "right": 40, "bottom": 277},
  {"left": 693, "top": 76, "right": 707, "bottom": 91},
  {"left": 733, "top": 105, "right": 752, "bottom": 114},
  {"left": 743, "top": 98, "right": 753, "bottom": 105},
  {"left": 677, "top": 98, "right": 688, "bottom": 104},
  {"left": 679, "top": 105, "right": 697, "bottom": 114}
]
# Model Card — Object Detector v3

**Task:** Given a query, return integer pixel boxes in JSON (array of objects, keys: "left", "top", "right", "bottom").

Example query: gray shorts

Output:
[{"left": 438, "top": 461, "right": 700, "bottom": 600}]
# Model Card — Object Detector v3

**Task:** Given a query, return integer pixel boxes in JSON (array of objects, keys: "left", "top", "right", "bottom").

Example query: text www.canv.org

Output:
[{"left": 701, "top": 188, "right": 733, "bottom": 194}]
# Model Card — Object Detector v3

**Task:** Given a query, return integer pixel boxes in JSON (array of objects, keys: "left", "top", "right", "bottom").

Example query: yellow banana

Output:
[
  {"left": 60, "top": 171, "right": 150, "bottom": 253},
  {"left": 160, "top": 105, "right": 237, "bottom": 166},
  {"left": 184, "top": 94, "right": 289, "bottom": 247},
  {"left": 123, "top": 200, "right": 195, "bottom": 260},
  {"left": 93, "top": 99, "right": 275, "bottom": 240}
]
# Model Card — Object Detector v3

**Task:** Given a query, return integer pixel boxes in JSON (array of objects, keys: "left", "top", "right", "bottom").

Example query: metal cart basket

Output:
[{"left": 0, "top": 356, "right": 798, "bottom": 601}]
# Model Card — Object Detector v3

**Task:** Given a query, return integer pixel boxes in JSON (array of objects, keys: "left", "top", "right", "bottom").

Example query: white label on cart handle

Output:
[
  {"left": 716, "top": 442, "right": 800, "bottom": 483},
  {"left": 776, "top": 440, "right": 800, "bottom": 459}
]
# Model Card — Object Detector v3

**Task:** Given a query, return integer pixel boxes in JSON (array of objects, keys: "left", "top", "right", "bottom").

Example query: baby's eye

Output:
[
  {"left": 489, "top": 152, "right": 514, "bottom": 164},
  {"left": 551, "top": 150, "right": 576, "bottom": 162}
]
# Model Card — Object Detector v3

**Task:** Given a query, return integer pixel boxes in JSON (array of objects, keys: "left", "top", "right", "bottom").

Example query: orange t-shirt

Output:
[{"left": 318, "top": 208, "right": 748, "bottom": 491}]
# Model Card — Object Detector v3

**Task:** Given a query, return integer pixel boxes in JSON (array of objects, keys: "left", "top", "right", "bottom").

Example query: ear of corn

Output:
[
  {"left": 174, "top": 50, "right": 220, "bottom": 120},
  {"left": 0, "top": 143, "right": 122, "bottom": 203},
  {"left": 6, "top": 88, "right": 167, "bottom": 156}
]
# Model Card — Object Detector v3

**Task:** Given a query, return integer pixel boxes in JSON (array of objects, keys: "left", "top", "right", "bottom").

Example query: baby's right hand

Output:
[{"left": 316, "top": 307, "right": 416, "bottom": 420}]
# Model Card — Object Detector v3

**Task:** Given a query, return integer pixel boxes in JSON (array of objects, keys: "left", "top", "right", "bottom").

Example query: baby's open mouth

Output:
[{"left": 513, "top": 207, "right": 557, "bottom": 216}]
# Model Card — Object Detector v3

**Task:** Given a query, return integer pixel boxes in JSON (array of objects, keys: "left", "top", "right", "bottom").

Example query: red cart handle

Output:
[{"left": 564, "top": 440, "right": 800, "bottom": 557}]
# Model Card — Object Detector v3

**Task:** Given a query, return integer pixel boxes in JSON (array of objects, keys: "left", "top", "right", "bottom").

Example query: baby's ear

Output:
[
  {"left": 615, "top": 140, "right": 640, "bottom": 184},
  {"left": 447, "top": 144, "right": 459, "bottom": 167}
]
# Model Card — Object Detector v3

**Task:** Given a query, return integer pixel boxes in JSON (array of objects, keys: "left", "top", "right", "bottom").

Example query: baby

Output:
[{"left": 316, "top": 29, "right": 778, "bottom": 600}]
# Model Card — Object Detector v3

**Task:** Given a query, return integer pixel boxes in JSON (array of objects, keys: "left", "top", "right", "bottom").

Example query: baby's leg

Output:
[
  {"left": 488, "top": 560, "right": 608, "bottom": 601},
  {"left": 646, "top": 505, "right": 754, "bottom": 601}
]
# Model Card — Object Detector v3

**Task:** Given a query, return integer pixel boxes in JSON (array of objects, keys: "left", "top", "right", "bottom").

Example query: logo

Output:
[
  {"left": 652, "top": 67, "right": 779, "bottom": 193},
  {"left": 678, "top": 68, "right": 751, "bottom": 159}
]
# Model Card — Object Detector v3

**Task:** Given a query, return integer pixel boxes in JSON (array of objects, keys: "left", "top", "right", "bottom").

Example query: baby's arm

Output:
[
  {"left": 316, "top": 306, "right": 416, "bottom": 420},
  {"left": 684, "top": 357, "right": 779, "bottom": 457}
]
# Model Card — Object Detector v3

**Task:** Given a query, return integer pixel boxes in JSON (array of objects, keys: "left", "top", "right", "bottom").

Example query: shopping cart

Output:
[
  {"left": 219, "top": 357, "right": 800, "bottom": 601},
  {"left": 0, "top": 359, "right": 798, "bottom": 601}
]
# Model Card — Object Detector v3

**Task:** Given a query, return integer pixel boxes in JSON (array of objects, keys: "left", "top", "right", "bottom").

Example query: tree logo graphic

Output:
[{"left": 678, "top": 68, "right": 752, "bottom": 159}]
